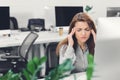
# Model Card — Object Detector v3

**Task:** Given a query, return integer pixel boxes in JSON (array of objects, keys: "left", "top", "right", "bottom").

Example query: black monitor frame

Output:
[
  {"left": 55, "top": 6, "right": 83, "bottom": 27},
  {"left": 0, "top": 6, "right": 10, "bottom": 30}
]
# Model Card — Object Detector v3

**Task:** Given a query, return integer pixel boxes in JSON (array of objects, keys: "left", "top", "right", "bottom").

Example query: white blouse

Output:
[{"left": 59, "top": 44, "right": 89, "bottom": 73}]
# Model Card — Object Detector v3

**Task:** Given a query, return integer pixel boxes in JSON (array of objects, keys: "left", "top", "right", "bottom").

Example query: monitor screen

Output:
[
  {"left": 107, "top": 7, "right": 120, "bottom": 17},
  {"left": 0, "top": 6, "right": 10, "bottom": 30},
  {"left": 55, "top": 6, "right": 83, "bottom": 27}
]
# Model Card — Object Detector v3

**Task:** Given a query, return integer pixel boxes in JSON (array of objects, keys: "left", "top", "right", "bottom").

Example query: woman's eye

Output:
[
  {"left": 85, "top": 28, "right": 90, "bottom": 31},
  {"left": 77, "top": 29, "right": 82, "bottom": 32}
]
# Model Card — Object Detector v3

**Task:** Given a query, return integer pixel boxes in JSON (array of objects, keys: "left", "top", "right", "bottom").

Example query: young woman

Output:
[{"left": 56, "top": 12, "right": 96, "bottom": 73}]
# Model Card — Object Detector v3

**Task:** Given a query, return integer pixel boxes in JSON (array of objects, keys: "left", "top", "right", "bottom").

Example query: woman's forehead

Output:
[{"left": 74, "top": 21, "right": 89, "bottom": 28}]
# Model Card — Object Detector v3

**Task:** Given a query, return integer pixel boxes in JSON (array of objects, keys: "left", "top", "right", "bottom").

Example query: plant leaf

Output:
[
  {"left": 85, "top": 5, "right": 93, "bottom": 12},
  {"left": 45, "top": 59, "right": 74, "bottom": 80},
  {"left": 23, "top": 56, "right": 47, "bottom": 80},
  {"left": 27, "top": 59, "right": 36, "bottom": 74},
  {"left": 86, "top": 54, "right": 94, "bottom": 80},
  {"left": 22, "top": 69, "right": 31, "bottom": 80}
]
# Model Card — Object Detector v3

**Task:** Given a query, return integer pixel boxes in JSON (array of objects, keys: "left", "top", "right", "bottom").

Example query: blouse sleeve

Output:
[{"left": 59, "top": 44, "right": 76, "bottom": 65}]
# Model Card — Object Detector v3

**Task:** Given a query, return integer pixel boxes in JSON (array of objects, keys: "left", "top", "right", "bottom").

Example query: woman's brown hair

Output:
[{"left": 56, "top": 12, "right": 96, "bottom": 56}]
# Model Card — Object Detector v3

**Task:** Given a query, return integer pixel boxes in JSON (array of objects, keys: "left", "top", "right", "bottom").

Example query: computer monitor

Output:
[
  {"left": 55, "top": 6, "right": 83, "bottom": 31},
  {"left": 93, "top": 17, "right": 120, "bottom": 80},
  {"left": 0, "top": 6, "right": 10, "bottom": 30},
  {"left": 0, "top": 6, "right": 10, "bottom": 36},
  {"left": 107, "top": 7, "right": 120, "bottom": 17}
]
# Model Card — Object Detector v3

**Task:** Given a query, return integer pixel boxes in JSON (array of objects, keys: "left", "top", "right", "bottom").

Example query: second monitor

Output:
[{"left": 55, "top": 6, "right": 83, "bottom": 31}]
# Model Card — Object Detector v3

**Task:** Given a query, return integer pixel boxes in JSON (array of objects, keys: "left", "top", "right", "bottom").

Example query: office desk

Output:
[
  {"left": 0, "top": 30, "right": 68, "bottom": 76},
  {"left": 0, "top": 30, "right": 67, "bottom": 48},
  {"left": 39, "top": 72, "right": 86, "bottom": 80},
  {"left": 62, "top": 72, "right": 86, "bottom": 80}
]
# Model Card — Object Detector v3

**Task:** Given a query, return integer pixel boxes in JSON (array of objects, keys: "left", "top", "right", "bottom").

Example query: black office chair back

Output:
[
  {"left": 27, "top": 18, "right": 45, "bottom": 31},
  {"left": 10, "top": 17, "right": 18, "bottom": 30},
  {"left": 19, "top": 32, "right": 38, "bottom": 61},
  {"left": 0, "top": 32, "right": 38, "bottom": 74},
  {"left": 45, "top": 42, "right": 59, "bottom": 75}
]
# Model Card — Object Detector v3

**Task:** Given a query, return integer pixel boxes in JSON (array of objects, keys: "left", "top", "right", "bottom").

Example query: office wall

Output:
[{"left": 0, "top": 0, "right": 120, "bottom": 29}]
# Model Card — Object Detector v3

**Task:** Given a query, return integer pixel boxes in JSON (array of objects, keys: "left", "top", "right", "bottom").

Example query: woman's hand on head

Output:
[
  {"left": 91, "top": 29, "right": 96, "bottom": 43},
  {"left": 68, "top": 28, "right": 76, "bottom": 46}
]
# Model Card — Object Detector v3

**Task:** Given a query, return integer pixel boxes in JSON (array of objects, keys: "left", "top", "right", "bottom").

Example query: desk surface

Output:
[
  {"left": 63, "top": 72, "right": 86, "bottom": 80},
  {"left": 38, "top": 72, "right": 86, "bottom": 80},
  {"left": 0, "top": 30, "right": 67, "bottom": 48}
]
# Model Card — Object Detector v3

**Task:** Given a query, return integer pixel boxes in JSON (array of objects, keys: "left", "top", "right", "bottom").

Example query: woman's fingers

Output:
[
  {"left": 70, "top": 28, "right": 76, "bottom": 36},
  {"left": 91, "top": 29, "right": 96, "bottom": 43},
  {"left": 68, "top": 28, "right": 76, "bottom": 46},
  {"left": 68, "top": 34, "right": 74, "bottom": 46}
]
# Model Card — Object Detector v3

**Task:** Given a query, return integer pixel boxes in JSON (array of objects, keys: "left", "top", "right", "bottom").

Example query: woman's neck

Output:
[{"left": 78, "top": 41, "right": 86, "bottom": 51}]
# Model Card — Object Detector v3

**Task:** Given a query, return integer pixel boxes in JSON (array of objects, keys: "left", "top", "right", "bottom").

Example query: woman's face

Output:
[{"left": 74, "top": 21, "right": 91, "bottom": 44}]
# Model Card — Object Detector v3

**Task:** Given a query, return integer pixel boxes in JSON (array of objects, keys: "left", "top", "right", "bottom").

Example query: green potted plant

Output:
[
  {"left": 0, "top": 54, "right": 94, "bottom": 80},
  {"left": 0, "top": 56, "right": 47, "bottom": 80},
  {"left": 0, "top": 57, "right": 74, "bottom": 80}
]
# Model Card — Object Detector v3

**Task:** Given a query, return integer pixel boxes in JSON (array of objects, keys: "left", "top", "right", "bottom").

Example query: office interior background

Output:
[
  {"left": 0, "top": 0, "right": 120, "bottom": 80},
  {"left": 0, "top": 0, "right": 119, "bottom": 29}
]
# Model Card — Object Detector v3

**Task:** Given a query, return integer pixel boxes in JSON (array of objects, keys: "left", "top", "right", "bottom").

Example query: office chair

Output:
[
  {"left": 0, "top": 32, "right": 38, "bottom": 74},
  {"left": 45, "top": 42, "right": 59, "bottom": 75},
  {"left": 27, "top": 18, "right": 47, "bottom": 49},
  {"left": 10, "top": 17, "right": 19, "bottom": 30},
  {"left": 27, "top": 18, "right": 46, "bottom": 32}
]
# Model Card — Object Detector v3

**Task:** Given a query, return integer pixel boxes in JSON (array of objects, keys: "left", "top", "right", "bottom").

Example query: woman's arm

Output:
[
  {"left": 59, "top": 28, "right": 76, "bottom": 64},
  {"left": 59, "top": 44, "right": 76, "bottom": 64}
]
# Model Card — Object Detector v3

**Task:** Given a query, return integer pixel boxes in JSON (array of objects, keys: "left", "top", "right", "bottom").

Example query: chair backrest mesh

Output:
[{"left": 19, "top": 32, "right": 38, "bottom": 60}]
